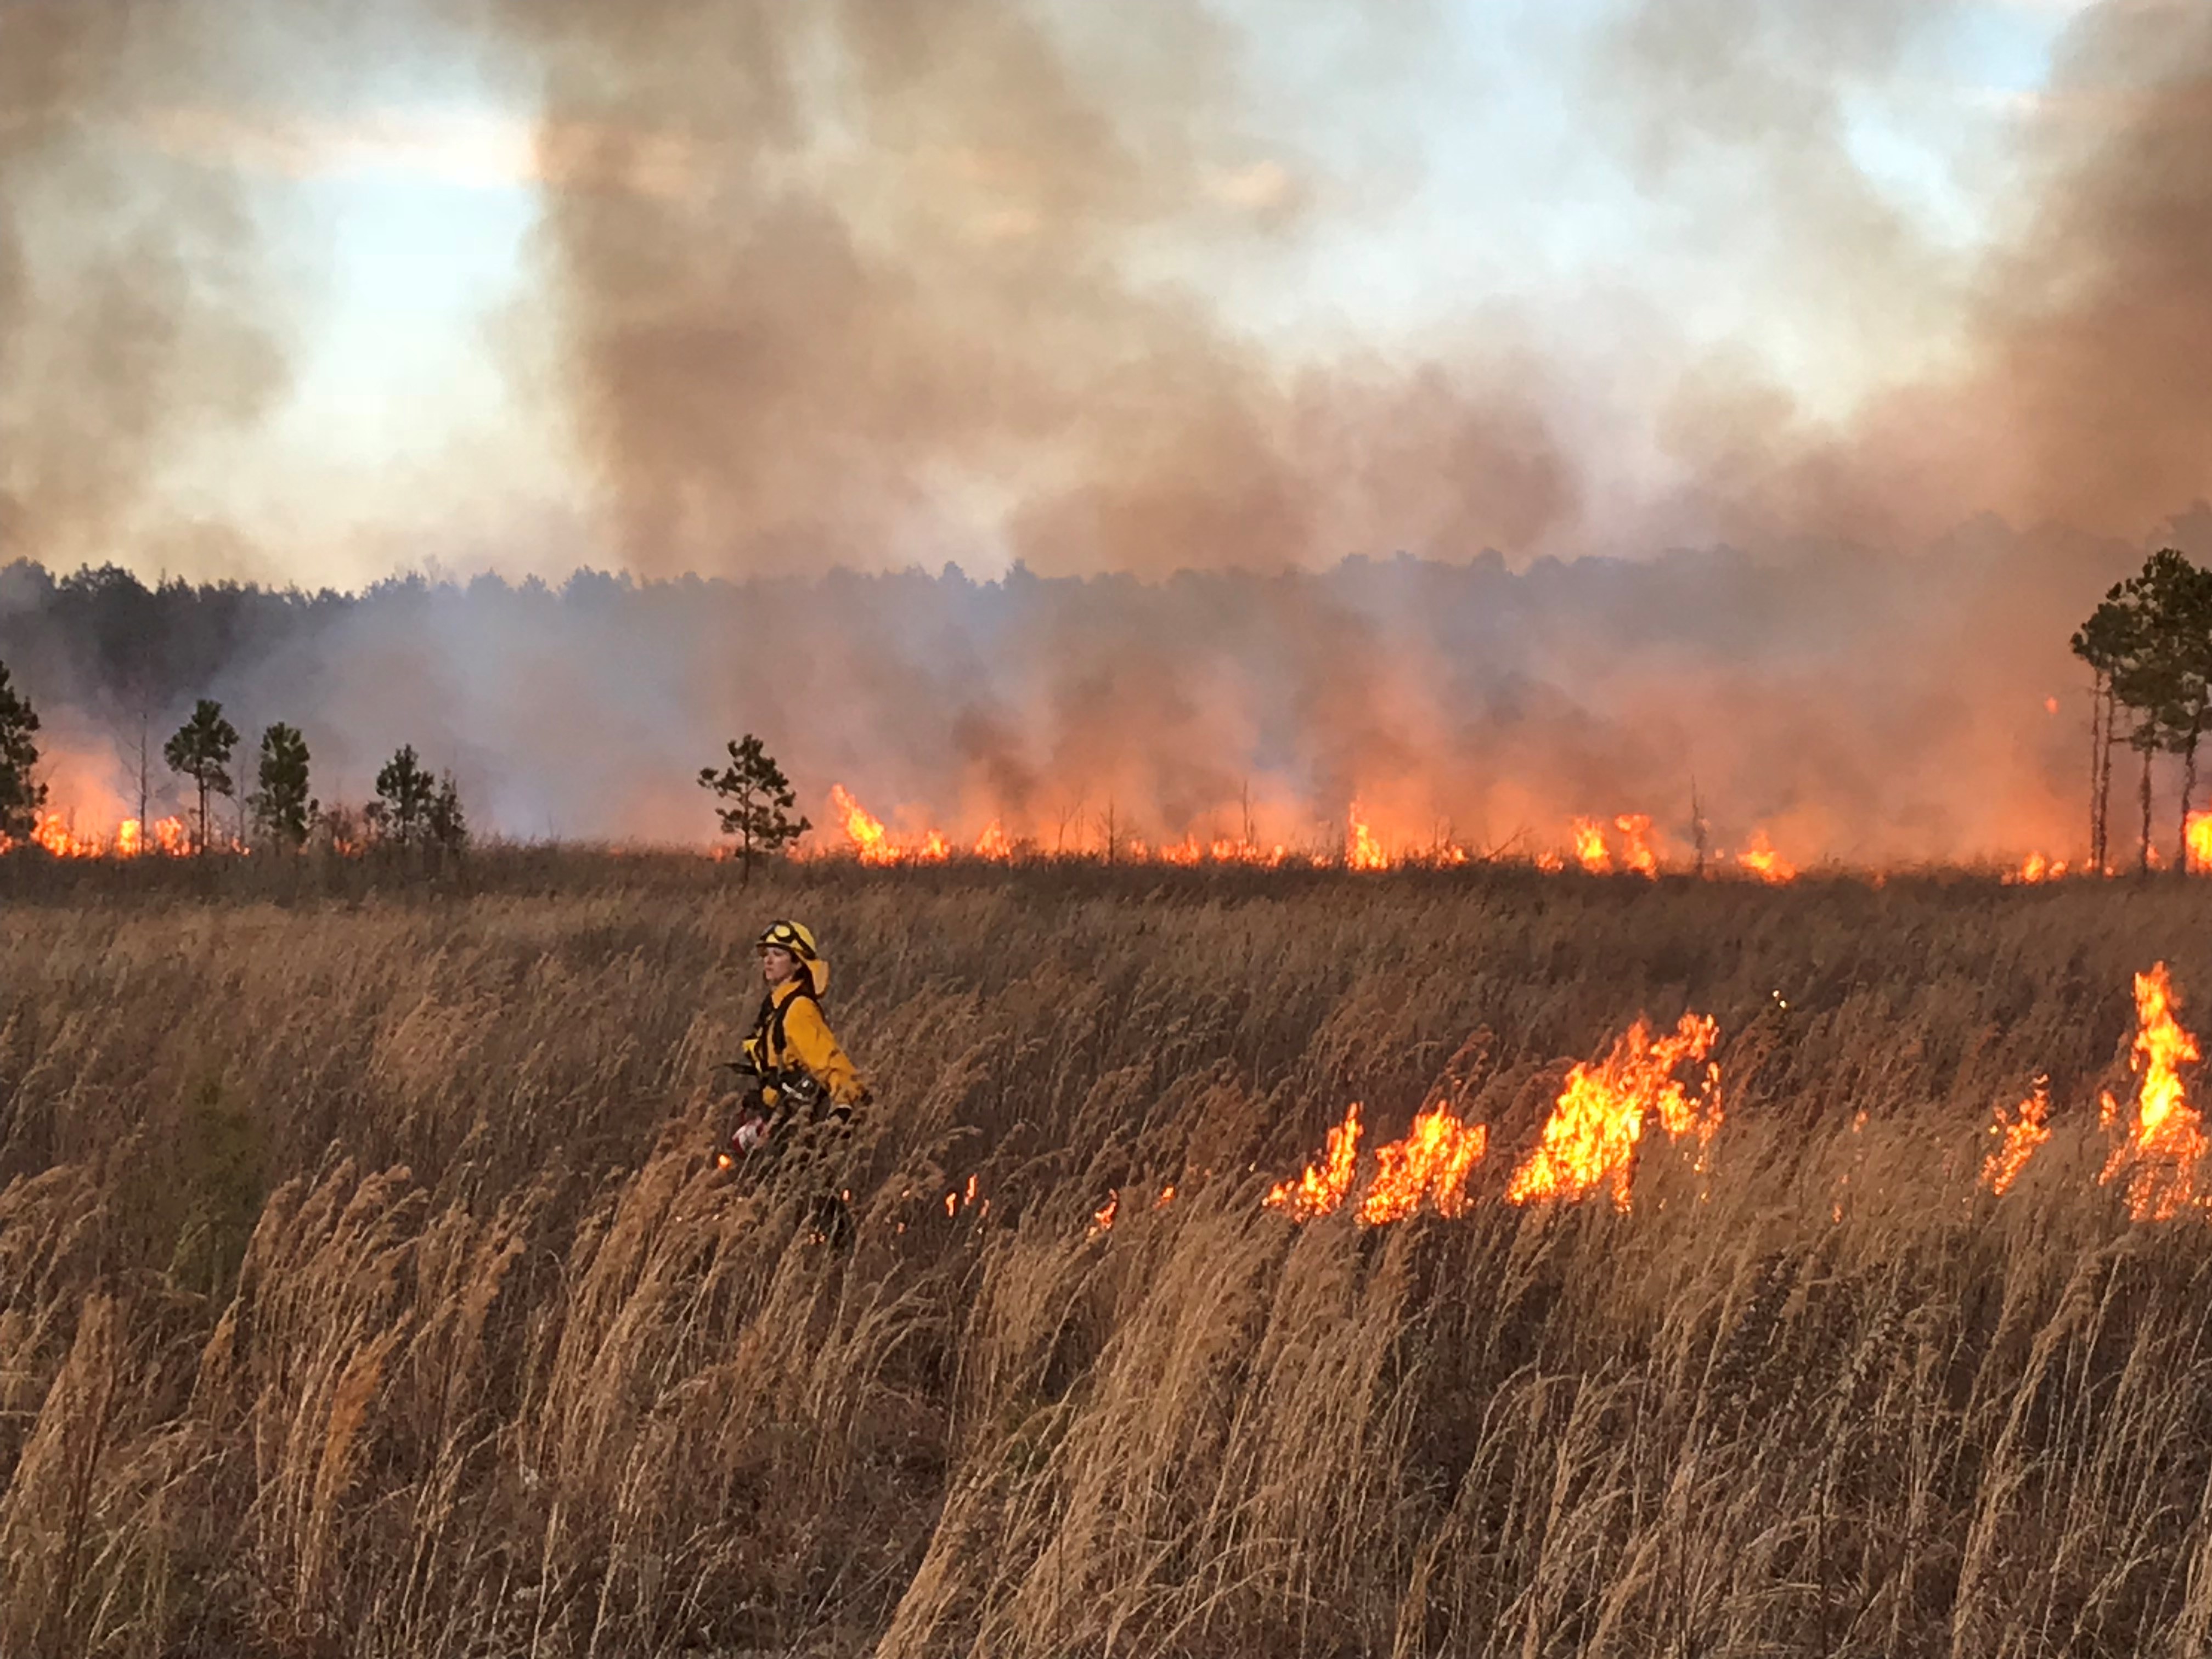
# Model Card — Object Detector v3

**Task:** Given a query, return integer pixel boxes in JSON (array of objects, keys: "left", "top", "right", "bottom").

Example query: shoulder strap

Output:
[{"left": 765, "top": 983, "right": 822, "bottom": 1067}]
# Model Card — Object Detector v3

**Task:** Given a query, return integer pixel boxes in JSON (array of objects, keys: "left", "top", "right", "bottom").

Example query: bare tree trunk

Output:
[
  {"left": 2098, "top": 685, "right": 2118, "bottom": 871},
  {"left": 134, "top": 708, "right": 150, "bottom": 832},
  {"left": 2089, "top": 674, "right": 2107, "bottom": 870},
  {"left": 2140, "top": 741, "right": 2155, "bottom": 876},
  {"left": 2182, "top": 714, "right": 2205, "bottom": 874},
  {"left": 1690, "top": 778, "right": 1709, "bottom": 877}
]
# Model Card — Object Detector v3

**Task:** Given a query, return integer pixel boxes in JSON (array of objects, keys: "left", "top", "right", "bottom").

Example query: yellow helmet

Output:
[{"left": 757, "top": 919, "right": 829, "bottom": 992}]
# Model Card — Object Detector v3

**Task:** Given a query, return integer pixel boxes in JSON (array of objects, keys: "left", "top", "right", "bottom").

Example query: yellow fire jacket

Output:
[{"left": 742, "top": 976, "right": 867, "bottom": 1112}]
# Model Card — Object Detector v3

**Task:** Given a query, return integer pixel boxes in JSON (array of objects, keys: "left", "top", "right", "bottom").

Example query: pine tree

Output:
[
  {"left": 426, "top": 772, "right": 469, "bottom": 864},
  {"left": 0, "top": 659, "right": 45, "bottom": 844},
  {"left": 698, "top": 734, "right": 810, "bottom": 882},
  {"left": 248, "top": 723, "right": 315, "bottom": 851},
  {"left": 163, "top": 699, "right": 240, "bottom": 855},
  {"left": 0, "top": 659, "right": 48, "bottom": 845},
  {"left": 368, "top": 745, "right": 436, "bottom": 852}
]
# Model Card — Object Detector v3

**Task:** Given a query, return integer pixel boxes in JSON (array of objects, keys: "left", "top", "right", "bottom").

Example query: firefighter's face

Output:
[{"left": 760, "top": 945, "right": 798, "bottom": 985}]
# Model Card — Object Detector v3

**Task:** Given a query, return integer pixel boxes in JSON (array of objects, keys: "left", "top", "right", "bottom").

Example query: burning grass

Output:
[{"left": 6, "top": 861, "right": 2212, "bottom": 1655}]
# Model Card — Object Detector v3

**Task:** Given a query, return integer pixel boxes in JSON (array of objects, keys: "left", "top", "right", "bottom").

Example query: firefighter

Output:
[{"left": 726, "top": 919, "right": 870, "bottom": 1169}]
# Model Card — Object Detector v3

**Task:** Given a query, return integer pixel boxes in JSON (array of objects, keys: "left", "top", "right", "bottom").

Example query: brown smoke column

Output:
[
  {"left": 492, "top": 0, "right": 1578, "bottom": 578},
  {"left": 0, "top": 0, "right": 293, "bottom": 569}
]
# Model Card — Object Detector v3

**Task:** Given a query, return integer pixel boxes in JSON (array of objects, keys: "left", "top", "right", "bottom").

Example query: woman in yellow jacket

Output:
[{"left": 729, "top": 919, "right": 870, "bottom": 1164}]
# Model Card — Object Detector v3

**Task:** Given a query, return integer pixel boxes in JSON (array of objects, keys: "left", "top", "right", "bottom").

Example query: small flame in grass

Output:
[
  {"left": 1505, "top": 1014, "right": 1722, "bottom": 1210},
  {"left": 1356, "top": 1105, "right": 1488, "bottom": 1224},
  {"left": 1736, "top": 831, "right": 1797, "bottom": 884},
  {"left": 1264, "top": 1103, "right": 1363, "bottom": 1221},
  {"left": 1266, "top": 1102, "right": 1489, "bottom": 1226},
  {"left": 2099, "top": 963, "right": 2207, "bottom": 1221},
  {"left": 1090, "top": 1183, "right": 1173, "bottom": 1237},
  {"left": 1347, "top": 806, "right": 1388, "bottom": 872},
  {"left": 1982, "top": 1077, "right": 2051, "bottom": 1195}
]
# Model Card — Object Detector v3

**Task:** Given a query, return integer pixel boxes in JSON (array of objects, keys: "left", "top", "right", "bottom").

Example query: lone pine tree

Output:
[{"left": 699, "top": 733, "right": 810, "bottom": 881}]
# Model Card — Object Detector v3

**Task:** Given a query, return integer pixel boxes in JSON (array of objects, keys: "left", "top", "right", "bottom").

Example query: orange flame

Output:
[
  {"left": 1981, "top": 1077, "right": 2051, "bottom": 1195},
  {"left": 8, "top": 809, "right": 195, "bottom": 859},
  {"left": 831, "top": 784, "right": 899, "bottom": 865},
  {"left": 1736, "top": 831, "right": 1797, "bottom": 884},
  {"left": 1356, "top": 1104, "right": 1488, "bottom": 1224},
  {"left": 1346, "top": 806, "right": 1388, "bottom": 872},
  {"left": 1091, "top": 1192, "right": 1118, "bottom": 1234},
  {"left": 2008, "top": 851, "right": 2072, "bottom": 884},
  {"left": 1571, "top": 817, "right": 1611, "bottom": 874},
  {"left": 2098, "top": 962, "right": 2207, "bottom": 1221},
  {"left": 2190, "top": 811, "right": 2212, "bottom": 874},
  {"left": 974, "top": 821, "right": 1013, "bottom": 861},
  {"left": 1506, "top": 1013, "right": 1723, "bottom": 1210},
  {"left": 32, "top": 810, "right": 101, "bottom": 857},
  {"left": 1263, "top": 1102, "right": 1363, "bottom": 1221},
  {"left": 1615, "top": 814, "right": 1658, "bottom": 877}
]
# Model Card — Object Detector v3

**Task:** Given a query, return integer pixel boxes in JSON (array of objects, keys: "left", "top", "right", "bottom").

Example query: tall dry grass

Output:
[{"left": 2, "top": 859, "right": 2210, "bottom": 1656}]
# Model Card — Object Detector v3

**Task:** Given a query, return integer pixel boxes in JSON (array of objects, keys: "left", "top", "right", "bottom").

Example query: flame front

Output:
[
  {"left": 5, "top": 810, "right": 193, "bottom": 859},
  {"left": 2098, "top": 962, "right": 2207, "bottom": 1221},
  {"left": 1505, "top": 1013, "right": 1723, "bottom": 1210},
  {"left": 1356, "top": 1105, "right": 1488, "bottom": 1224},
  {"left": 787, "top": 788, "right": 1825, "bottom": 879},
  {"left": 1263, "top": 1102, "right": 1363, "bottom": 1221},
  {"left": 1981, "top": 1077, "right": 2051, "bottom": 1195}
]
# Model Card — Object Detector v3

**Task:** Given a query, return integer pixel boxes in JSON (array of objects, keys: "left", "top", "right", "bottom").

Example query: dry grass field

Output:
[{"left": 4, "top": 856, "right": 2212, "bottom": 1657}]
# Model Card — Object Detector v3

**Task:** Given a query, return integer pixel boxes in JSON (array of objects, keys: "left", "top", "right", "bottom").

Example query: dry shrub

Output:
[{"left": 0, "top": 860, "right": 2209, "bottom": 1655}]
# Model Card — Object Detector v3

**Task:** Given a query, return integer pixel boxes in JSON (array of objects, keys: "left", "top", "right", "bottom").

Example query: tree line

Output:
[
  {"left": 2071, "top": 548, "right": 2212, "bottom": 873},
  {"left": 0, "top": 661, "right": 466, "bottom": 863}
]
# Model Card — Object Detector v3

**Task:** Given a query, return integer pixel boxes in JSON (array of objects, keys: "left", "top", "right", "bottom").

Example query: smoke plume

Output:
[{"left": 2, "top": 2, "right": 2210, "bottom": 864}]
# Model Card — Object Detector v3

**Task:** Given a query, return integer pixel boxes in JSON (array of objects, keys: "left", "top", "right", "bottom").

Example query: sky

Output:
[{"left": 0, "top": 0, "right": 2151, "bottom": 590}]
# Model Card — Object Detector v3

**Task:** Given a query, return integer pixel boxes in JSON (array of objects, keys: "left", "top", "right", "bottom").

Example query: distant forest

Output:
[{"left": 0, "top": 533, "right": 2147, "bottom": 855}]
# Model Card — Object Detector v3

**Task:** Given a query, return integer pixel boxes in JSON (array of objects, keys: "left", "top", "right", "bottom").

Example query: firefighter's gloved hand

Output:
[{"left": 732, "top": 1117, "right": 772, "bottom": 1155}]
